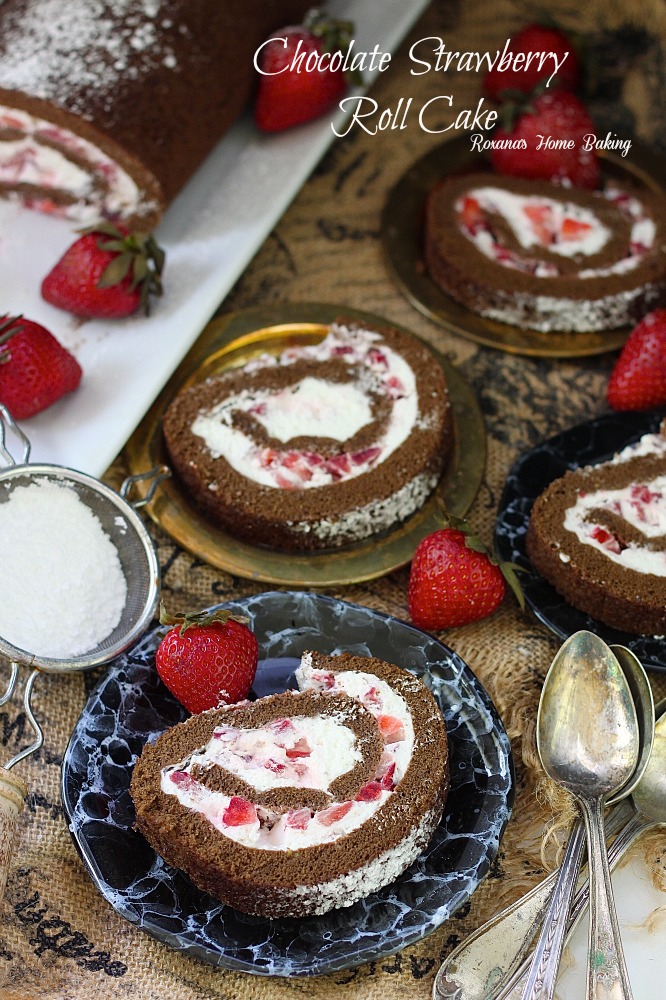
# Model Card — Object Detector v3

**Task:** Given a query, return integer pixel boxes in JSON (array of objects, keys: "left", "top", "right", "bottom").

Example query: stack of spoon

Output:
[{"left": 433, "top": 630, "right": 663, "bottom": 1000}]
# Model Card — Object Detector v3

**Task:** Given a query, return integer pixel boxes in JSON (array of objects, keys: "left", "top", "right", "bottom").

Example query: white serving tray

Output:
[{"left": 0, "top": 0, "right": 430, "bottom": 476}]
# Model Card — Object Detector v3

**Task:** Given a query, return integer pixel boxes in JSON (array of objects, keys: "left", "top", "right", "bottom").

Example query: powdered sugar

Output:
[
  {"left": 0, "top": 479, "right": 127, "bottom": 658},
  {"left": 0, "top": 0, "right": 180, "bottom": 115}
]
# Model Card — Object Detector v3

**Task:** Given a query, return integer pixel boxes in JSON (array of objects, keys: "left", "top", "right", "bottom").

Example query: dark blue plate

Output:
[
  {"left": 61, "top": 592, "right": 513, "bottom": 977},
  {"left": 495, "top": 410, "right": 666, "bottom": 672}
]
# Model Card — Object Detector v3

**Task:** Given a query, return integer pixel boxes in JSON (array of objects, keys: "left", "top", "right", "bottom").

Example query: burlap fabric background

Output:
[{"left": 2, "top": 2, "right": 666, "bottom": 997}]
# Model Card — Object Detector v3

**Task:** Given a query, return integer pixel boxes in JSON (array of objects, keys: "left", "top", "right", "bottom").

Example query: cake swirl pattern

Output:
[
  {"left": 163, "top": 320, "right": 452, "bottom": 550},
  {"left": 526, "top": 425, "right": 666, "bottom": 634},
  {"left": 424, "top": 172, "right": 666, "bottom": 333},
  {"left": 131, "top": 651, "right": 449, "bottom": 917}
]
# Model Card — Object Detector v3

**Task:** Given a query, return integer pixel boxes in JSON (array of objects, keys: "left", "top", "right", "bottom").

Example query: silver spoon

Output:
[
  {"left": 495, "top": 695, "right": 666, "bottom": 1000},
  {"left": 527, "top": 630, "right": 639, "bottom": 1000},
  {"left": 432, "top": 643, "right": 653, "bottom": 1000}
]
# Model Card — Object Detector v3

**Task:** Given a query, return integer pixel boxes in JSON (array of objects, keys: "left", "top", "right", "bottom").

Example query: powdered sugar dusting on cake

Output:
[{"left": 0, "top": 0, "right": 181, "bottom": 115}]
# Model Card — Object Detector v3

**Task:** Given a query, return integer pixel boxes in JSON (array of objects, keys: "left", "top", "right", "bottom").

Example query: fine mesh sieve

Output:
[{"left": 0, "top": 404, "right": 169, "bottom": 898}]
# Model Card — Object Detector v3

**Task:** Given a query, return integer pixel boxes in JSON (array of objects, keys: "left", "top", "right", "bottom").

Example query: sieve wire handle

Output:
[
  {"left": 119, "top": 465, "right": 171, "bottom": 509},
  {"left": 0, "top": 404, "right": 31, "bottom": 467}
]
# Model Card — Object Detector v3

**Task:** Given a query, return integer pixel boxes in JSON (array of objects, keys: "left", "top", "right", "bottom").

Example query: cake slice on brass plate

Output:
[
  {"left": 163, "top": 319, "right": 452, "bottom": 551},
  {"left": 424, "top": 172, "right": 666, "bottom": 333}
]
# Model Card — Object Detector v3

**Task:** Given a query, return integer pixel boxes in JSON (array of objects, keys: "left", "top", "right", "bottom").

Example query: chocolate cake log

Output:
[
  {"left": 130, "top": 651, "right": 450, "bottom": 918},
  {"left": 163, "top": 319, "right": 453, "bottom": 551},
  {"left": 424, "top": 172, "right": 666, "bottom": 333},
  {"left": 526, "top": 425, "right": 666, "bottom": 634},
  {"left": 0, "top": 0, "right": 310, "bottom": 228}
]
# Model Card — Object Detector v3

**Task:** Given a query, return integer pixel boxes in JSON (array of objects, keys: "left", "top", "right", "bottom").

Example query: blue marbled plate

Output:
[
  {"left": 495, "top": 410, "right": 666, "bottom": 672},
  {"left": 61, "top": 592, "right": 514, "bottom": 978}
]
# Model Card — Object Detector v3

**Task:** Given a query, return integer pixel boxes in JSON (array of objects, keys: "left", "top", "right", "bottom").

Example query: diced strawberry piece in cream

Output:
[
  {"left": 351, "top": 446, "right": 381, "bottom": 466},
  {"left": 310, "top": 670, "right": 335, "bottom": 690},
  {"left": 222, "top": 797, "right": 257, "bottom": 826},
  {"left": 268, "top": 718, "right": 295, "bottom": 735},
  {"left": 286, "top": 737, "right": 311, "bottom": 759},
  {"left": 363, "top": 685, "right": 382, "bottom": 708},
  {"left": 377, "top": 714, "right": 405, "bottom": 743},
  {"left": 169, "top": 770, "right": 197, "bottom": 791},
  {"left": 377, "top": 761, "right": 396, "bottom": 790},
  {"left": 302, "top": 451, "right": 324, "bottom": 466},
  {"left": 285, "top": 807, "right": 312, "bottom": 829},
  {"left": 275, "top": 472, "right": 296, "bottom": 490},
  {"left": 249, "top": 402, "right": 267, "bottom": 416},
  {"left": 265, "top": 758, "right": 287, "bottom": 773},
  {"left": 331, "top": 345, "right": 354, "bottom": 356},
  {"left": 630, "top": 485, "right": 659, "bottom": 505},
  {"left": 260, "top": 447, "right": 279, "bottom": 467},
  {"left": 459, "top": 195, "right": 484, "bottom": 233},
  {"left": 561, "top": 217, "right": 592, "bottom": 240},
  {"left": 385, "top": 375, "right": 405, "bottom": 398},
  {"left": 523, "top": 203, "right": 553, "bottom": 245},
  {"left": 590, "top": 525, "right": 622, "bottom": 554},
  {"left": 368, "top": 348, "right": 389, "bottom": 369},
  {"left": 317, "top": 801, "right": 353, "bottom": 825},
  {"left": 356, "top": 781, "right": 383, "bottom": 802},
  {"left": 324, "top": 454, "right": 352, "bottom": 479}
]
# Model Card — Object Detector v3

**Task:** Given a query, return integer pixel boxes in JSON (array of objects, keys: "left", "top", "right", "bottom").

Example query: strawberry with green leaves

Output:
[
  {"left": 41, "top": 223, "right": 165, "bottom": 319},
  {"left": 0, "top": 314, "right": 82, "bottom": 419},
  {"left": 491, "top": 89, "right": 600, "bottom": 189},
  {"left": 484, "top": 23, "right": 579, "bottom": 101},
  {"left": 156, "top": 605, "right": 259, "bottom": 715},
  {"left": 254, "top": 10, "right": 355, "bottom": 133},
  {"left": 607, "top": 310, "right": 666, "bottom": 411},
  {"left": 408, "top": 517, "right": 523, "bottom": 631}
]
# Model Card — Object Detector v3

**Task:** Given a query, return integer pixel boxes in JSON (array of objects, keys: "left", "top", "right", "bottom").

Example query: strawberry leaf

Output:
[
  {"left": 98, "top": 251, "right": 133, "bottom": 288},
  {"left": 159, "top": 601, "right": 250, "bottom": 635},
  {"left": 499, "top": 562, "right": 526, "bottom": 610}
]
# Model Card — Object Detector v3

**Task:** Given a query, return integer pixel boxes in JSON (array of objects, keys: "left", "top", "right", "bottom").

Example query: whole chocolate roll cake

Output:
[
  {"left": 0, "top": 0, "right": 310, "bottom": 227},
  {"left": 424, "top": 172, "right": 666, "bottom": 333},
  {"left": 130, "top": 651, "right": 450, "bottom": 917}
]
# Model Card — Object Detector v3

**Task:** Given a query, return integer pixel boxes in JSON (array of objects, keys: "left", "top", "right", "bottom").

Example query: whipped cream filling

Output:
[
  {"left": 457, "top": 184, "right": 655, "bottom": 280},
  {"left": 564, "top": 477, "right": 666, "bottom": 575},
  {"left": 0, "top": 106, "right": 145, "bottom": 221},
  {"left": 191, "top": 324, "right": 419, "bottom": 490},
  {"left": 161, "top": 661, "right": 415, "bottom": 851}
]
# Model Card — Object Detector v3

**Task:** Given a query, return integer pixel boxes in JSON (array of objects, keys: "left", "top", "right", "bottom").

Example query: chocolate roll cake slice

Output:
[
  {"left": 424, "top": 172, "right": 666, "bottom": 333},
  {"left": 526, "top": 424, "right": 666, "bottom": 634},
  {"left": 0, "top": 0, "right": 309, "bottom": 227},
  {"left": 163, "top": 319, "right": 452, "bottom": 551},
  {"left": 131, "top": 651, "right": 450, "bottom": 918}
]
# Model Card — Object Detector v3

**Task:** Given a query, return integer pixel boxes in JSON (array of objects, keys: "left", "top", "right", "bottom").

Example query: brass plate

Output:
[
  {"left": 125, "top": 303, "right": 486, "bottom": 586},
  {"left": 381, "top": 137, "right": 666, "bottom": 358}
]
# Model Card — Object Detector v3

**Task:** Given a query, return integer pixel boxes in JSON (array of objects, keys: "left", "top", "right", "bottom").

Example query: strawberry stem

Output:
[
  {"left": 0, "top": 314, "right": 22, "bottom": 364},
  {"left": 159, "top": 601, "right": 250, "bottom": 635}
]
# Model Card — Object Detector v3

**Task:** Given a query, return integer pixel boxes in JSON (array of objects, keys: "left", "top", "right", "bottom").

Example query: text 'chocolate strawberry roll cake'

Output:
[
  {"left": 130, "top": 651, "right": 449, "bottom": 917},
  {"left": 526, "top": 423, "right": 666, "bottom": 634},
  {"left": 163, "top": 320, "right": 452, "bottom": 551},
  {"left": 0, "top": 0, "right": 310, "bottom": 227},
  {"left": 424, "top": 172, "right": 666, "bottom": 333}
]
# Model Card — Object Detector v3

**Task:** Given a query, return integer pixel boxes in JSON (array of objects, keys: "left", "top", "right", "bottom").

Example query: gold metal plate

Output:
[
  {"left": 125, "top": 303, "right": 486, "bottom": 586},
  {"left": 381, "top": 137, "right": 666, "bottom": 358}
]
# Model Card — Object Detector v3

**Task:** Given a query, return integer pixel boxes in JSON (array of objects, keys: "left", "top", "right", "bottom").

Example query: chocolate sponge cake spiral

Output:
[
  {"left": 526, "top": 424, "right": 666, "bottom": 634},
  {"left": 130, "top": 652, "right": 450, "bottom": 918},
  {"left": 424, "top": 172, "right": 666, "bottom": 333},
  {"left": 0, "top": 0, "right": 310, "bottom": 227},
  {"left": 163, "top": 319, "right": 452, "bottom": 551}
]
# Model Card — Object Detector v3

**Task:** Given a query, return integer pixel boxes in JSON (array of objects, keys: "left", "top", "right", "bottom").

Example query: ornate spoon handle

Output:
[
  {"left": 579, "top": 795, "right": 634, "bottom": 999},
  {"left": 432, "top": 804, "right": 632, "bottom": 1000}
]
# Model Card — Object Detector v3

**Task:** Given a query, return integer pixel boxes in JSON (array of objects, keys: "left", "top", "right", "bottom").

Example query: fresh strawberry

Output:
[
  {"left": 254, "top": 11, "right": 355, "bottom": 133},
  {"left": 607, "top": 310, "right": 666, "bottom": 411},
  {"left": 0, "top": 314, "right": 82, "bottom": 420},
  {"left": 408, "top": 517, "right": 524, "bottom": 631},
  {"left": 484, "top": 24, "right": 579, "bottom": 101},
  {"left": 156, "top": 604, "right": 259, "bottom": 714},
  {"left": 41, "top": 222, "right": 165, "bottom": 319},
  {"left": 491, "top": 90, "right": 600, "bottom": 189}
]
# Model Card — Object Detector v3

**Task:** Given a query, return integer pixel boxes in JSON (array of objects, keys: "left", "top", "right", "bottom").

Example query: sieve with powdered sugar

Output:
[{"left": 0, "top": 404, "right": 169, "bottom": 899}]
